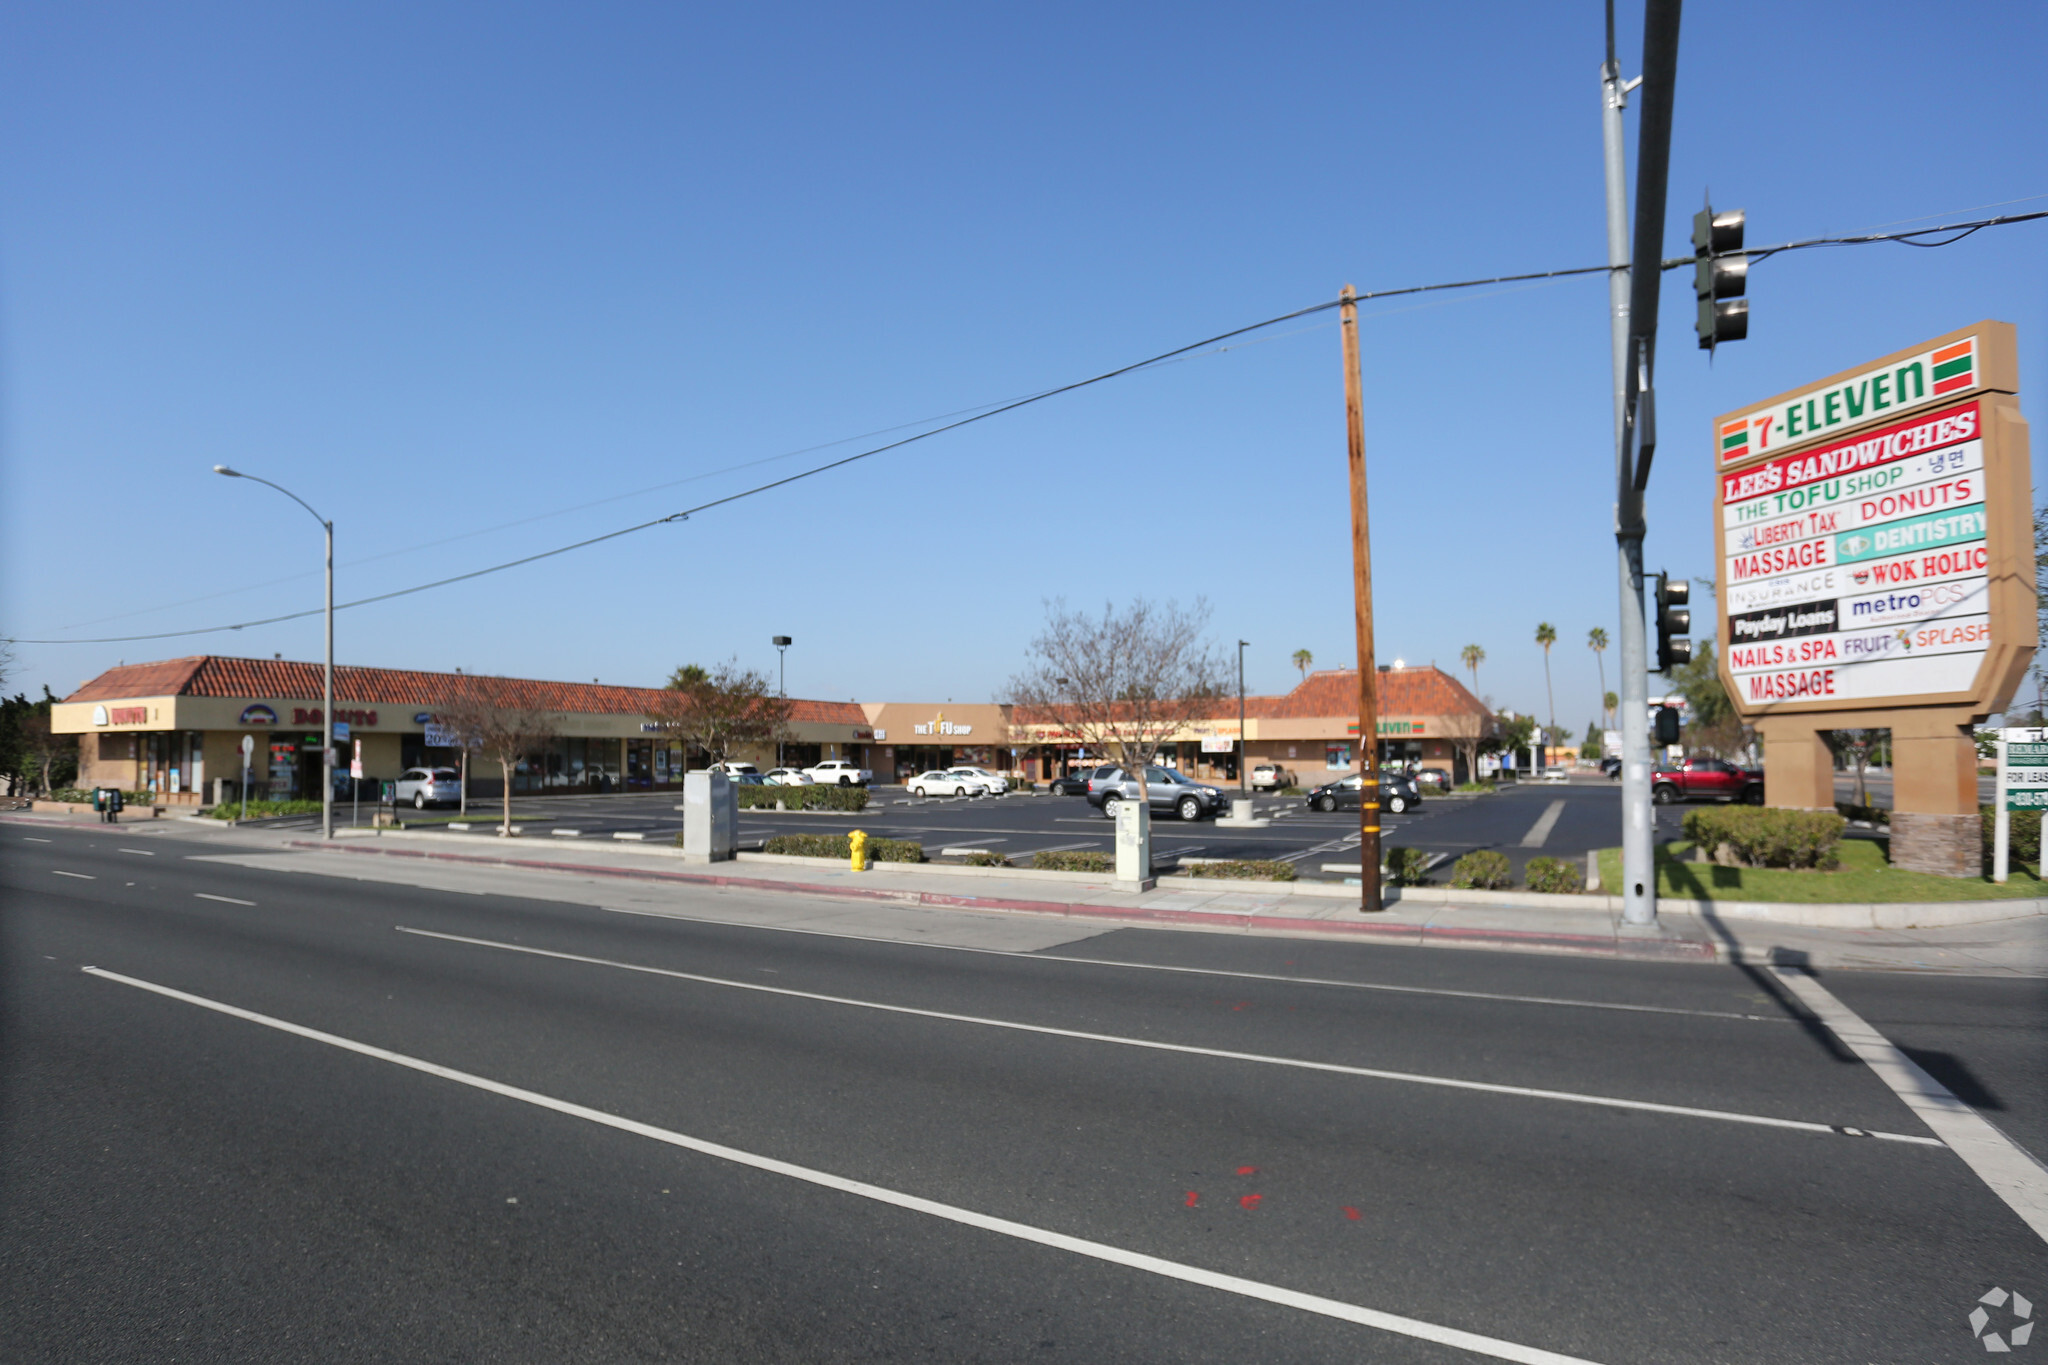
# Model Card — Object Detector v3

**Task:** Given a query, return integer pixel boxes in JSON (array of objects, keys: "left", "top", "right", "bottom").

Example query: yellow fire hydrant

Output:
[{"left": 849, "top": 828, "right": 869, "bottom": 872}]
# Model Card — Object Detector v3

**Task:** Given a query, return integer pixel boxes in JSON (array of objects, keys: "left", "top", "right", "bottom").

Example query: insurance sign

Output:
[{"left": 1713, "top": 321, "right": 2033, "bottom": 720}]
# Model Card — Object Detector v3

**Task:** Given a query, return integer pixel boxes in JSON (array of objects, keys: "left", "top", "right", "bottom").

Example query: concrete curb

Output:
[{"left": 283, "top": 838, "right": 1719, "bottom": 963}]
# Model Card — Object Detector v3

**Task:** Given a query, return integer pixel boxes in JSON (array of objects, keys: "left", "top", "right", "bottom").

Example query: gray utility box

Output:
[
  {"left": 1114, "top": 797, "right": 1154, "bottom": 891},
  {"left": 680, "top": 771, "right": 737, "bottom": 864}
]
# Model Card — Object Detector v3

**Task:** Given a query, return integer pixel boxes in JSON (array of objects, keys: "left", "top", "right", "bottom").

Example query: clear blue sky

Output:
[{"left": 5, "top": 1, "right": 2044, "bottom": 728}]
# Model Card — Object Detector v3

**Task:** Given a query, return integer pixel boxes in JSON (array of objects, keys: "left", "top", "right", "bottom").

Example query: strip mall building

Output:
[{"left": 55, "top": 656, "right": 1495, "bottom": 801}]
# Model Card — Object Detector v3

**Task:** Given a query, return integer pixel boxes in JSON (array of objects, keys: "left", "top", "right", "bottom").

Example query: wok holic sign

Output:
[{"left": 1713, "top": 322, "right": 2033, "bottom": 718}]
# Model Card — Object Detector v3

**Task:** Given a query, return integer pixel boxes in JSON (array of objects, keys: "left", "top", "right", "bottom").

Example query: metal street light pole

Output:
[
  {"left": 772, "top": 636, "right": 792, "bottom": 768},
  {"left": 214, "top": 465, "right": 333, "bottom": 842},
  {"left": 1237, "top": 640, "right": 1249, "bottom": 796}
]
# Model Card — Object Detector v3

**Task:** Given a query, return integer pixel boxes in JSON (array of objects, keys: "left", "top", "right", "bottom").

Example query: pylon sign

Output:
[{"left": 1713, "top": 321, "right": 2033, "bottom": 718}]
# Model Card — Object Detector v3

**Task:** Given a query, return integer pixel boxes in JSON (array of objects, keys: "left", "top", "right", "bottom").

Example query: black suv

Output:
[
  {"left": 1083, "top": 765, "right": 1229, "bottom": 821},
  {"left": 1304, "top": 771, "right": 1422, "bottom": 814}
]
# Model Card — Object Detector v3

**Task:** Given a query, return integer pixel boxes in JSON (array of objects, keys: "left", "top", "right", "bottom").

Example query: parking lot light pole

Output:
[
  {"left": 213, "top": 465, "right": 333, "bottom": 842},
  {"left": 772, "top": 636, "right": 792, "bottom": 769},
  {"left": 1237, "top": 640, "right": 1248, "bottom": 796}
]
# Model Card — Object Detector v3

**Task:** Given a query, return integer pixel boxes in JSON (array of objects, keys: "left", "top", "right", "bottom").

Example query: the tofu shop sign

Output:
[{"left": 913, "top": 713, "right": 972, "bottom": 737}]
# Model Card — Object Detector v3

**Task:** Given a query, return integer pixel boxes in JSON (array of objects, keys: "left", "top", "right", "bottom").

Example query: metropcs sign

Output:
[{"left": 1714, "top": 321, "right": 2031, "bottom": 718}]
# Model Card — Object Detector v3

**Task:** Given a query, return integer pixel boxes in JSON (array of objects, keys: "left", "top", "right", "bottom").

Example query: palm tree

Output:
[
  {"left": 1604, "top": 690, "right": 1619, "bottom": 726},
  {"left": 1535, "top": 623, "right": 1558, "bottom": 751},
  {"left": 1587, "top": 628, "right": 1609, "bottom": 724},
  {"left": 1291, "top": 648, "right": 1313, "bottom": 681},
  {"left": 1459, "top": 643, "right": 1484, "bottom": 696}
]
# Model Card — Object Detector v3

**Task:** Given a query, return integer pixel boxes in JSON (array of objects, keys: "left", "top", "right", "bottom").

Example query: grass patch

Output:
[
  {"left": 206, "top": 799, "right": 324, "bottom": 820},
  {"left": 1181, "top": 859, "right": 1297, "bottom": 882},
  {"left": 1595, "top": 837, "right": 2045, "bottom": 903}
]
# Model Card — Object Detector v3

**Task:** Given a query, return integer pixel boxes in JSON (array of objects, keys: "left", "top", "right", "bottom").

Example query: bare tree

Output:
[
  {"left": 1437, "top": 708, "right": 1495, "bottom": 787},
  {"left": 21, "top": 705, "right": 75, "bottom": 796},
  {"left": 644, "top": 660, "right": 791, "bottom": 769},
  {"left": 430, "top": 680, "right": 559, "bottom": 836},
  {"left": 1006, "top": 597, "right": 1224, "bottom": 807},
  {"left": 1827, "top": 728, "right": 1883, "bottom": 808}
]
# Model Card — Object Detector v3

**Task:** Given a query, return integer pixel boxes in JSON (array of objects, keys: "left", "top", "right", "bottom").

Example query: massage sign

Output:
[{"left": 1714, "top": 323, "right": 2032, "bottom": 714}]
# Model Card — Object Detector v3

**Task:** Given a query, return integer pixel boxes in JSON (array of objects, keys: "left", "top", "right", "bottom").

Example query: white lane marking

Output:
[
  {"left": 1520, "top": 800, "right": 1567, "bottom": 848},
  {"left": 51, "top": 869, "right": 95, "bottom": 879},
  {"left": 24, "top": 836, "right": 52, "bottom": 842},
  {"left": 81, "top": 965, "right": 1607, "bottom": 1365},
  {"left": 195, "top": 893, "right": 257, "bottom": 906},
  {"left": 119, "top": 848, "right": 156, "bottom": 856},
  {"left": 1772, "top": 967, "right": 2048, "bottom": 1243},
  {"left": 398, "top": 927, "right": 1937, "bottom": 1146},
  {"left": 599, "top": 906, "right": 1786, "bottom": 1022}
]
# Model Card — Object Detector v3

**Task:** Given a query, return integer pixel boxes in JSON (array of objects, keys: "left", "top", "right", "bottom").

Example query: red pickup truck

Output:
[{"left": 1651, "top": 757, "right": 1764, "bottom": 805}]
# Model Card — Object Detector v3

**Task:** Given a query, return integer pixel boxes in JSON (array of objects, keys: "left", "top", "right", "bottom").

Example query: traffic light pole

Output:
[{"left": 1605, "top": 0, "right": 1680, "bottom": 929}]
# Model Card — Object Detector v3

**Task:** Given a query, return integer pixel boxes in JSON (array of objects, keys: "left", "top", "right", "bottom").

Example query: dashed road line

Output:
[
  {"left": 50, "top": 869, "right": 95, "bottom": 879},
  {"left": 81, "top": 964, "right": 1613, "bottom": 1365},
  {"left": 395, "top": 927, "right": 1941, "bottom": 1147},
  {"left": 195, "top": 893, "right": 257, "bottom": 906}
]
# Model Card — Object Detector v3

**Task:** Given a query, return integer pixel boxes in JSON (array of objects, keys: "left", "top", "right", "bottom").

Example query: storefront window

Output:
[{"left": 1325, "top": 745, "right": 1351, "bottom": 770}]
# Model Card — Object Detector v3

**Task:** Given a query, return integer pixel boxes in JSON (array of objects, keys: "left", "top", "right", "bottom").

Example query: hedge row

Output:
[
  {"left": 1032, "top": 850, "right": 1114, "bottom": 872},
  {"left": 1682, "top": 806, "right": 1844, "bottom": 869},
  {"left": 758, "top": 832, "right": 923, "bottom": 862},
  {"left": 1836, "top": 801, "right": 1890, "bottom": 826},
  {"left": 737, "top": 784, "right": 869, "bottom": 812},
  {"left": 1183, "top": 859, "right": 1297, "bottom": 882},
  {"left": 49, "top": 788, "right": 155, "bottom": 805},
  {"left": 206, "top": 799, "right": 325, "bottom": 820},
  {"left": 1981, "top": 805, "right": 2042, "bottom": 870}
]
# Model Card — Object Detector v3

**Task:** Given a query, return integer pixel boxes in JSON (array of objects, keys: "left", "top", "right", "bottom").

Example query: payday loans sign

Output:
[{"left": 1713, "top": 321, "right": 2033, "bottom": 719}]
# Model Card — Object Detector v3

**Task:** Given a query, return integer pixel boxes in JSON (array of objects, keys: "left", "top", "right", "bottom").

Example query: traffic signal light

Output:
[
  {"left": 1654, "top": 706, "right": 1683, "bottom": 747},
  {"left": 1655, "top": 572, "right": 1691, "bottom": 673},
  {"left": 1693, "top": 203, "right": 1748, "bottom": 352}
]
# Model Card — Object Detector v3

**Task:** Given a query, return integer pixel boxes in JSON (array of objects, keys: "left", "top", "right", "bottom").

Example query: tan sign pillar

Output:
[{"left": 1713, "top": 322, "right": 2032, "bottom": 876}]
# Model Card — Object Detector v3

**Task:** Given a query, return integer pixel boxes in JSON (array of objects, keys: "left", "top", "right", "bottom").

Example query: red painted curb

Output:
[{"left": 285, "top": 840, "right": 1718, "bottom": 961}]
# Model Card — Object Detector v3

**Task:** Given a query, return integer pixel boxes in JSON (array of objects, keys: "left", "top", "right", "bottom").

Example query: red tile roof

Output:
[
  {"left": 1009, "top": 666, "right": 1487, "bottom": 727},
  {"left": 64, "top": 656, "right": 868, "bottom": 725}
]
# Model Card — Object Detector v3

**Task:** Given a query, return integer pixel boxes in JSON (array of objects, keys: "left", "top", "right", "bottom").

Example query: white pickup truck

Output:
[{"left": 804, "top": 759, "right": 872, "bottom": 787}]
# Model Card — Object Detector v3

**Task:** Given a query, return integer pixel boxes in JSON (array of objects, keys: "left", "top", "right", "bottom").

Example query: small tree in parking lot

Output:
[
  {"left": 645, "top": 659, "right": 791, "bottom": 769},
  {"left": 430, "top": 681, "right": 560, "bottom": 836},
  {"left": 1005, "top": 597, "right": 1225, "bottom": 807}
]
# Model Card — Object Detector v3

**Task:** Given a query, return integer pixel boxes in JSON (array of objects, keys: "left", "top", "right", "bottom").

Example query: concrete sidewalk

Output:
[{"left": 9, "top": 810, "right": 2041, "bottom": 974}]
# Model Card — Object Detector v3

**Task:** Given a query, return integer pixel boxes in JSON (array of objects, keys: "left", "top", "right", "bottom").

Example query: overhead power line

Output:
[{"left": 9, "top": 207, "right": 2043, "bottom": 648}]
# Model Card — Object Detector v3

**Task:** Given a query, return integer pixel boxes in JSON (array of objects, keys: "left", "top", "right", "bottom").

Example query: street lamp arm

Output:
[{"left": 213, "top": 466, "right": 328, "bottom": 528}]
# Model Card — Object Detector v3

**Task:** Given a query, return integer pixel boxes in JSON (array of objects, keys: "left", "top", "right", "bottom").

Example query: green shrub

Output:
[
  {"left": 1183, "top": 859, "right": 1298, "bottom": 881},
  {"left": 1981, "top": 805, "right": 2042, "bottom": 871},
  {"left": 1384, "top": 847, "right": 1432, "bottom": 886},
  {"left": 736, "top": 784, "right": 868, "bottom": 812},
  {"left": 1450, "top": 849, "right": 1513, "bottom": 889},
  {"left": 756, "top": 832, "right": 922, "bottom": 862},
  {"left": 1681, "top": 806, "right": 1845, "bottom": 869},
  {"left": 961, "top": 851, "right": 1011, "bottom": 867},
  {"left": 50, "top": 788, "right": 155, "bottom": 805},
  {"left": 1523, "top": 855, "right": 1585, "bottom": 894},
  {"left": 1453, "top": 781, "right": 1496, "bottom": 794},
  {"left": 205, "top": 799, "right": 324, "bottom": 820},
  {"left": 1836, "top": 801, "right": 1890, "bottom": 826},
  {"left": 1032, "top": 849, "right": 1115, "bottom": 872},
  {"left": 1277, "top": 785, "right": 1306, "bottom": 796}
]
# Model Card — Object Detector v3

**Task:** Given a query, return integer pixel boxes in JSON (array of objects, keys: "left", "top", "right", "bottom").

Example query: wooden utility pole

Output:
[{"left": 1340, "top": 285, "right": 1382, "bottom": 913}]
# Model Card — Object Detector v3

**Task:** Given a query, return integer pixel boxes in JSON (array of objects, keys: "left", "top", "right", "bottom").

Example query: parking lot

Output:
[{"left": 366, "top": 776, "right": 1687, "bottom": 883}]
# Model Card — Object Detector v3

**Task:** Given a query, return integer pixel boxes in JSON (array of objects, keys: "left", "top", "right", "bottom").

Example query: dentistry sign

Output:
[{"left": 1714, "top": 321, "right": 2033, "bottom": 716}]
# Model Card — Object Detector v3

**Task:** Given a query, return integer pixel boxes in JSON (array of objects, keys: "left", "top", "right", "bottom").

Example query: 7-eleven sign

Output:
[{"left": 1718, "top": 333, "right": 1981, "bottom": 465}]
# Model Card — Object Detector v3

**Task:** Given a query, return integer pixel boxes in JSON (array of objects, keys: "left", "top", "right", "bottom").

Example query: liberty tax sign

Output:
[{"left": 1714, "top": 322, "right": 2033, "bottom": 718}]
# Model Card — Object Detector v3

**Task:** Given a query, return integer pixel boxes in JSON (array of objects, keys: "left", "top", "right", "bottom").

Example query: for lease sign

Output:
[{"left": 1716, "top": 336, "right": 1978, "bottom": 465}]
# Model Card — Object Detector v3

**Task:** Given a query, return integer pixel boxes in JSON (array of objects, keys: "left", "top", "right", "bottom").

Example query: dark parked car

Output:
[
  {"left": 1048, "top": 770, "right": 1094, "bottom": 796},
  {"left": 1599, "top": 757, "right": 1622, "bottom": 778},
  {"left": 1084, "top": 765, "right": 1229, "bottom": 821},
  {"left": 1304, "top": 771, "right": 1422, "bottom": 814}
]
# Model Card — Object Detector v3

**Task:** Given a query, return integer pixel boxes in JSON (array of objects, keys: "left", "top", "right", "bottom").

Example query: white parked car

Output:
[
  {"left": 1250, "top": 763, "right": 1295, "bottom": 791},
  {"left": 708, "top": 761, "right": 760, "bottom": 777},
  {"left": 395, "top": 766, "right": 461, "bottom": 809},
  {"left": 1540, "top": 766, "right": 1570, "bottom": 784},
  {"left": 946, "top": 766, "right": 1007, "bottom": 794},
  {"left": 804, "top": 759, "right": 872, "bottom": 786},
  {"left": 910, "top": 769, "right": 986, "bottom": 798},
  {"left": 763, "top": 768, "right": 815, "bottom": 786}
]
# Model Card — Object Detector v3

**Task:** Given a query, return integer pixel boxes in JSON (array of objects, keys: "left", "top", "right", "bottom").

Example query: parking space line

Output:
[
  {"left": 50, "top": 869, "right": 95, "bottom": 879},
  {"left": 394, "top": 927, "right": 1941, "bottom": 1146},
  {"left": 1520, "top": 801, "right": 1567, "bottom": 848},
  {"left": 196, "top": 893, "right": 257, "bottom": 906}
]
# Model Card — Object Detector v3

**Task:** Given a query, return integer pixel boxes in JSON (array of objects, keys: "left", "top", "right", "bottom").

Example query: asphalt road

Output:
[
  {"left": 4, "top": 821, "right": 2044, "bottom": 1362},
  {"left": 348, "top": 779, "right": 1676, "bottom": 883}
]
